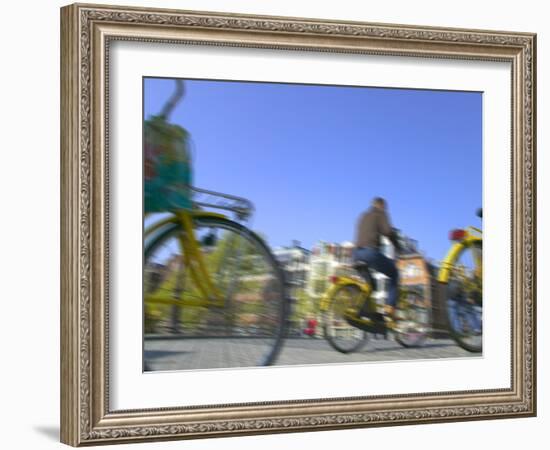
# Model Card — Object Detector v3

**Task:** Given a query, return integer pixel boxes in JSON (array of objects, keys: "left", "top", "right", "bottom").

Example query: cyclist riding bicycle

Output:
[{"left": 352, "top": 197, "right": 402, "bottom": 322}]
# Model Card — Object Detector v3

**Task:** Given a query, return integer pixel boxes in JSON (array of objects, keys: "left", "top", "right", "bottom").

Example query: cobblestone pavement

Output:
[{"left": 144, "top": 336, "right": 478, "bottom": 372}]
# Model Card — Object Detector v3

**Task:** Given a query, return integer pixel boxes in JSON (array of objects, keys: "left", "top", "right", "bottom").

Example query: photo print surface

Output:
[{"left": 143, "top": 77, "right": 483, "bottom": 372}]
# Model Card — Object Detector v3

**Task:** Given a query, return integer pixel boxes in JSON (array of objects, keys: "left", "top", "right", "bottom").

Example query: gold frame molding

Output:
[{"left": 60, "top": 3, "right": 536, "bottom": 446}]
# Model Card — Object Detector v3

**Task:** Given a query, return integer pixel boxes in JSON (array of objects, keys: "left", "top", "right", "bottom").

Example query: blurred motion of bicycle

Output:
[
  {"left": 320, "top": 258, "right": 430, "bottom": 354},
  {"left": 143, "top": 79, "right": 288, "bottom": 370},
  {"left": 437, "top": 208, "right": 483, "bottom": 353},
  {"left": 144, "top": 190, "right": 289, "bottom": 368}
]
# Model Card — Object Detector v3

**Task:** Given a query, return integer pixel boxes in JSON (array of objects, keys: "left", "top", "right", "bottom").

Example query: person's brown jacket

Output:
[{"left": 355, "top": 207, "right": 396, "bottom": 249}]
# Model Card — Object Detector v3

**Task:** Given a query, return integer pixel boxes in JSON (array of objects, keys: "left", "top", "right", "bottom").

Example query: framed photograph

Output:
[{"left": 60, "top": 3, "right": 536, "bottom": 446}]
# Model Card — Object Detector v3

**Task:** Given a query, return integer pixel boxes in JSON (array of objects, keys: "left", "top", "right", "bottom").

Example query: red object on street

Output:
[{"left": 303, "top": 318, "right": 318, "bottom": 336}]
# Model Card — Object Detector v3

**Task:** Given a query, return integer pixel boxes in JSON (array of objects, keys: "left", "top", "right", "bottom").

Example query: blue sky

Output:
[{"left": 144, "top": 77, "right": 482, "bottom": 262}]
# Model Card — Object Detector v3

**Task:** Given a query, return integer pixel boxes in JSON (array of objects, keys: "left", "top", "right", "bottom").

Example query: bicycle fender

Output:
[
  {"left": 190, "top": 211, "right": 228, "bottom": 220},
  {"left": 144, "top": 211, "right": 229, "bottom": 236},
  {"left": 438, "top": 242, "right": 466, "bottom": 284},
  {"left": 437, "top": 236, "right": 481, "bottom": 284},
  {"left": 144, "top": 215, "right": 178, "bottom": 236},
  {"left": 319, "top": 279, "right": 371, "bottom": 312}
]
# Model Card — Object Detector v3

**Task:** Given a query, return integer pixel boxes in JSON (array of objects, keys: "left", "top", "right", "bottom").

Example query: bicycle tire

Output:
[
  {"left": 393, "top": 289, "right": 430, "bottom": 348},
  {"left": 143, "top": 214, "right": 289, "bottom": 369},
  {"left": 322, "top": 284, "right": 369, "bottom": 354},
  {"left": 444, "top": 241, "right": 483, "bottom": 353}
]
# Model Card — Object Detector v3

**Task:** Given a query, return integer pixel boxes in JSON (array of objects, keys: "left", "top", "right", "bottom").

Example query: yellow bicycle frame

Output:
[
  {"left": 144, "top": 210, "right": 229, "bottom": 308},
  {"left": 438, "top": 226, "right": 482, "bottom": 284},
  {"left": 319, "top": 276, "right": 373, "bottom": 312}
]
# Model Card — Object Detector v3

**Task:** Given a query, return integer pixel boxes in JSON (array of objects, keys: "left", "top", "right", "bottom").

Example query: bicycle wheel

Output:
[
  {"left": 322, "top": 284, "right": 368, "bottom": 354},
  {"left": 144, "top": 215, "right": 289, "bottom": 370},
  {"left": 393, "top": 289, "right": 430, "bottom": 348},
  {"left": 444, "top": 241, "right": 482, "bottom": 353}
]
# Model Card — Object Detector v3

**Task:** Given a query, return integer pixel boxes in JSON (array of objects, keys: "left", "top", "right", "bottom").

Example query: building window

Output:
[{"left": 403, "top": 263, "right": 422, "bottom": 279}]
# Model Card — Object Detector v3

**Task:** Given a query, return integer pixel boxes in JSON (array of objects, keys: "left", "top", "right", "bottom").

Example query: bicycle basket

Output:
[{"left": 144, "top": 115, "right": 193, "bottom": 213}]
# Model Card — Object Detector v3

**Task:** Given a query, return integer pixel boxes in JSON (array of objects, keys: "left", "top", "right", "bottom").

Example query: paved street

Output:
[{"left": 144, "top": 335, "right": 477, "bottom": 371}]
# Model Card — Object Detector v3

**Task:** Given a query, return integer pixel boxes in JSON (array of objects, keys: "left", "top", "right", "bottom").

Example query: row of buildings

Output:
[{"left": 273, "top": 233, "right": 446, "bottom": 335}]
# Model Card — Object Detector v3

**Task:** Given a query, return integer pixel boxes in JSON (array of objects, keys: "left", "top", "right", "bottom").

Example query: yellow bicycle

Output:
[
  {"left": 437, "top": 209, "right": 482, "bottom": 353},
  {"left": 320, "top": 262, "right": 430, "bottom": 354},
  {"left": 144, "top": 187, "right": 289, "bottom": 368}
]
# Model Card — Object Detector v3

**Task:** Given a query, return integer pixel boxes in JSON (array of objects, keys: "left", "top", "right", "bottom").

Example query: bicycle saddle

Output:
[{"left": 353, "top": 260, "right": 370, "bottom": 270}]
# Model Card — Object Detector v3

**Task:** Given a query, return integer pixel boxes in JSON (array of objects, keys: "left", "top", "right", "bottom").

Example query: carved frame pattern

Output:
[{"left": 61, "top": 3, "right": 536, "bottom": 446}]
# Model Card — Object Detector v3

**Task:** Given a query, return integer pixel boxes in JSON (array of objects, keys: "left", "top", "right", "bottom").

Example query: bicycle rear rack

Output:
[{"left": 190, "top": 186, "right": 254, "bottom": 222}]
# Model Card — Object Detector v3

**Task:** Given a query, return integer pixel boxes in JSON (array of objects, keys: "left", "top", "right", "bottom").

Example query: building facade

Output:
[{"left": 273, "top": 241, "right": 311, "bottom": 294}]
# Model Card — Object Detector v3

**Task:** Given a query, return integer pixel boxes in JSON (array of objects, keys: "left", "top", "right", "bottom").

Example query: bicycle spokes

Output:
[
  {"left": 444, "top": 240, "right": 483, "bottom": 352},
  {"left": 392, "top": 290, "right": 430, "bottom": 347},
  {"left": 323, "top": 285, "right": 369, "bottom": 353},
  {"left": 144, "top": 215, "right": 287, "bottom": 369}
]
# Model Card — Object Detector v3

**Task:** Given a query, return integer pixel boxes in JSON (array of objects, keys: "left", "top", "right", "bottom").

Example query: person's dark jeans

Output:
[{"left": 353, "top": 246, "right": 399, "bottom": 308}]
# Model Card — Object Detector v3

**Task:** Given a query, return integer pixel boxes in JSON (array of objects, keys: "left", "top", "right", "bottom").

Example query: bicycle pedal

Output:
[
  {"left": 343, "top": 308, "right": 361, "bottom": 318},
  {"left": 384, "top": 317, "right": 399, "bottom": 331},
  {"left": 394, "top": 310, "right": 407, "bottom": 320}
]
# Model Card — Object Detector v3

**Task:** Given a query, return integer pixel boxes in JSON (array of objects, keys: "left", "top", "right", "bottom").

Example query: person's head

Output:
[{"left": 372, "top": 197, "right": 387, "bottom": 211}]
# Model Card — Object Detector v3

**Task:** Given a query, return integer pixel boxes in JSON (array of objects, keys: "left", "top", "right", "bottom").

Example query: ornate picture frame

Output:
[{"left": 60, "top": 3, "right": 536, "bottom": 446}]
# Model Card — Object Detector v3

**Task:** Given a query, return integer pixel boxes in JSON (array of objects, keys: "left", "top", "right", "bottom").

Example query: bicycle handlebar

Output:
[{"left": 159, "top": 79, "right": 185, "bottom": 121}]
